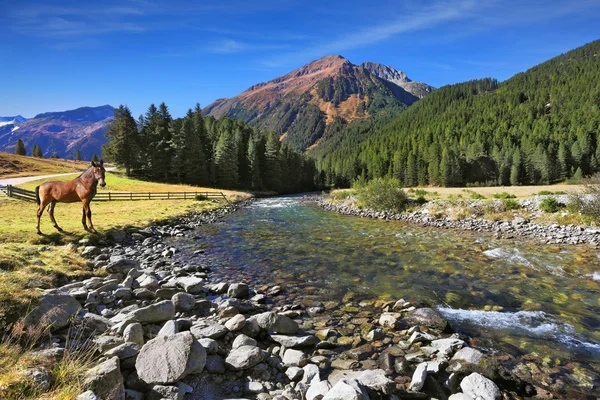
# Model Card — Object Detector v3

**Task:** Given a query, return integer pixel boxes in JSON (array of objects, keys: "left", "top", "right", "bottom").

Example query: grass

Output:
[
  {"left": 0, "top": 170, "right": 251, "bottom": 397},
  {"left": 0, "top": 152, "right": 90, "bottom": 179},
  {"left": 410, "top": 184, "right": 583, "bottom": 199}
]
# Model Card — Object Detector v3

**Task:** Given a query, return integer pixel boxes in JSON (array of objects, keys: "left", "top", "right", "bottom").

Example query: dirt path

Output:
[{"left": 0, "top": 167, "right": 116, "bottom": 186}]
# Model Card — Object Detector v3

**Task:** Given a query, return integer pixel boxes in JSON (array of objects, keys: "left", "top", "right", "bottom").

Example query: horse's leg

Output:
[
  {"left": 47, "top": 200, "right": 63, "bottom": 232},
  {"left": 83, "top": 200, "right": 97, "bottom": 234},
  {"left": 36, "top": 200, "right": 49, "bottom": 234}
]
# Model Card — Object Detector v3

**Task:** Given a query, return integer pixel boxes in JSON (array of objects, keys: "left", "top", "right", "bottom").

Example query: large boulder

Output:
[
  {"left": 255, "top": 311, "right": 299, "bottom": 334},
  {"left": 224, "top": 314, "right": 246, "bottom": 331},
  {"left": 225, "top": 345, "right": 264, "bottom": 370},
  {"left": 357, "top": 369, "right": 394, "bottom": 394},
  {"left": 306, "top": 380, "right": 332, "bottom": 400},
  {"left": 403, "top": 308, "right": 449, "bottom": 331},
  {"left": 190, "top": 321, "right": 228, "bottom": 339},
  {"left": 227, "top": 283, "right": 249, "bottom": 298},
  {"left": 271, "top": 334, "right": 317, "bottom": 348},
  {"left": 135, "top": 332, "right": 206, "bottom": 384},
  {"left": 129, "top": 301, "right": 175, "bottom": 324},
  {"left": 83, "top": 356, "right": 125, "bottom": 400},
  {"left": 105, "top": 256, "right": 137, "bottom": 274},
  {"left": 172, "top": 292, "right": 196, "bottom": 312},
  {"left": 460, "top": 372, "right": 502, "bottom": 400},
  {"left": 24, "top": 294, "right": 81, "bottom": 331},
  {"left": 322, "top": 379, "right": 368, "bottom": 400}
]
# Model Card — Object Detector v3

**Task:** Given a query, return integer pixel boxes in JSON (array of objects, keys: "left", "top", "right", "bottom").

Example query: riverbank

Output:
[
  {"left": 3, "top": 197, "right": 597, "bottom": 399},
  {"left": 317, "top": 195, "right": 600, "bottom": 246}
]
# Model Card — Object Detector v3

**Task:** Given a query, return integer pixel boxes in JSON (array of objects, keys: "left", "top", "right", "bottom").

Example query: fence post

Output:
[
  {"left": 109, "top": 192, "right": 111, "bottom": 201},
  {"left": 8, "top": 185, "right": 12, "bottom": 198},
  {"left": 149, "top": 192, "right": 151, "bottom": 200},
  {"left": 168, "top": 192, "right": 170, "bottom": 199},
  {"left": 130, "top": 192, "right": 132, "bottom": 200}
]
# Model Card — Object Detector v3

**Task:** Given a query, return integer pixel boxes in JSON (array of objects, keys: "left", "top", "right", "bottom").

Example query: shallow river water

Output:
[{"left": 173, "top": 196, "right": 600, "bottom": 394}]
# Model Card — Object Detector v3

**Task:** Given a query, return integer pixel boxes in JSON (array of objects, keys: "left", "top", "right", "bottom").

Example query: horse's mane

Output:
[{"left": 77, "top": 167, "right": 92, "bottom": 178}]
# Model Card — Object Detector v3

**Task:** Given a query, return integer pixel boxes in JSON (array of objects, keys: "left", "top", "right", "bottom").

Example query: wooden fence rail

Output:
[{"left": 0, "top": 185, "right": 228, "bottom": 203}]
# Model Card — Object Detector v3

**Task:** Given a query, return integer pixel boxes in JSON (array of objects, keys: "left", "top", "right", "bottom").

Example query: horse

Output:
[{"left": 35, "top": 160, "right": 106, "bottom": 235}]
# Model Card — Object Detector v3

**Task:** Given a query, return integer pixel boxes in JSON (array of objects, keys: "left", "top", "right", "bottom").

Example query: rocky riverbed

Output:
[
  {"left": 317, "top": 196, "right": 600, "bottom": 246},
  {"left": 13, "top": 200, "right": 595, "bottom": 399}
]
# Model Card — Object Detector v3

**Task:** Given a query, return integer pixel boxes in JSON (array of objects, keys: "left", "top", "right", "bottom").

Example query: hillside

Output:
[
  {"left": 318, "top": 40, "right": 600, "bottom": 187},
  {"left": 203, "top": 55, "right": 433, "bottom": 151},
  {"left": 0, "top": 105, "right": 114, "bottom": 160},
  {"left": 0, "top": 152, "right": 91, "bottom": 178}
]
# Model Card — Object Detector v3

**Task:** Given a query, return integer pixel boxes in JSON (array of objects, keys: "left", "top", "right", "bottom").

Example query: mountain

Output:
[
  {"left": 319, "top": 40, "right": 600, "bottom": 187},
  {"left": 0, "top": 105, "right": 114, "bottom": 160},
  {"left": 203, "top": 55, "right": 433, "bottom": 151}
]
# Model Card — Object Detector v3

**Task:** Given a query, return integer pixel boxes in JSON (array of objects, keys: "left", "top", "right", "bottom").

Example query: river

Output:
[{"left": 172, "top": 196, "right": 600, "bottom": 394}]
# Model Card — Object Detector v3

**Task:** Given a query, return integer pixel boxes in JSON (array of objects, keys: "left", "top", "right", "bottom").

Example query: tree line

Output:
[
  {"left": 317, "top": 40, "right": 600, "bottom": 187},
  {"left": 102, "top": 103, "right": 319, "bottom": 193}
]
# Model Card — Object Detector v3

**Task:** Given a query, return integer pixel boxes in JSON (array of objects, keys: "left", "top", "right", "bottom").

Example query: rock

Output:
[
  {"left": 106, "top": 256, "right": 137, "bottom": 274},
  {"left": 306, "top": 380, "right": 332, "bottom": 400},
  {"left": 379, "top": 312, "right": 401, "bottom": 328},
  {"left": 77, "top": 390, "right": 98, "bottom": 400},
  {"left": 123, "top": 323, "right": 144, "bottom": 346},
  {"left": 227, "top": 282, "right": 249, "bottom": 298},
  {"left": 301, "top": 363, "right": 321, "bottom": 384},
  {"left": 129, "top": 300, "right": 175, "bottom": 323},
  {"left": 212, "top": 282, "right": 229, "bottom": 294},
  {"left": 409, "top": 362, "right": 428, "bottom": 392},
  {"left": 286, "top": 366, "right": 304, "bottom": 381},
  {"left": 172, "top": 292, "right": 196, "bottom": 312},
  {"left": 138, "top": 274, "right": 159, "bottom": 290},
  {"left": 135, "top": 332, "right": 206, "bottom": 384},
  {"left": 282, "top": 348, "right": 306, "bottom": 366},
  {"left": 23, "top": 367, "right": 53, "bottom": 392},
  {"left": 322, "top": 379, "right": 368, "bottom": 400},
  {"left": 242, "top": 316, "right": 261, "bottom": 337},
  {"left": 146, "top": 384, "right": 182, "bottom": 400},
  {"left": 451, "top": 347, "right": 484, "bottom": 365},
  {"left": 357, "top": 369, "right": 394, "bottom": 394},
  {"left": 158, "top": 320, "right": 179, "bottom": 336},
  {"left": 81, "top": 313, "right": 112, "bottom": 333},
  {"left": 460, "top": 372, "right": 501, "bottom": 400},
  {"left": 225, "top": 345, "right": 264, "bottom": 370},
  {"left": 404, "top": 308, "right": 448, "bottom": 330},
  {"left": 233, "top": 334, "right": 258, "bottom": 349},
  {"left": 24, "top": 294, "right": 81, "bottom": 331},
  {"left": 177, "top": 276, "right": 204, "bottom": 294},
  {"left": 83, "top": 357, "right": 124, "bottom": 400},
  {"left": 82, "top": 246, "right": 101, "bottom": 257},
  {"left": 271, "top": 334, "right": 318, "bottom": 348},
  {"left": 448, "top": 394, "right": 474, "bottom": 400},
  {"left": 124, "top": 389, "right": 144, "bottom": 400},
  {"left": 255, "top": 311, "right": 299, "bottom": 334},
  {"left": 198, "top": 338, "right": 219, "bottom": 354},
  {"left": 205, "top": 355, "right": 226, "bottom": 374},
  {"left": 94, "top": 336, "right": 124, "bottom": 353},
  {"left": 364, "top": 328, "right": 384, "bottom": 341},
  {"left": 431, "top": 338, "right": 465, "bottom": 357},
  {"left": 224, "top": 314, "right": 246, "bottom": 331},
  {"left": 190, "top": 321, "right": 228, "bottom": 339},
  {"left": 245, "top": 381, "right": 264, "bottom": 394},
  {"left": 104, "top": 342, "right": 139, "bottom": 360}
]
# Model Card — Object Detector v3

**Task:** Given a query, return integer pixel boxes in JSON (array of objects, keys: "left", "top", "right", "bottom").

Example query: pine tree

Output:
[
  {"left": 14, "top": 139, "right": 26, "bottom": 155},
  {"left": 264, "top": 131, "right": 282, "bottom": 191},
  {"left": 103, "top": 105, "right": 139, "bottom": 176},
  {"left": 510, "top": 149, "right": 522, "bottom": 185},
  {"left": 558, "top": 141, "right": 571, "bottom": 180},
  {"left": 92, "top": 154, "right": 99, "bottom": 163},
  {"left": 75, "top": 149, "right": 82, "bottom": 161},
  {"left": 214, "top": 129, "right": 239, "bottom": 188},
  {"left": 32, "top": 144, "right": 44, "bottom": 158},
  {"left": 247, "top": 134, "right": 264, "bottom": 190}
]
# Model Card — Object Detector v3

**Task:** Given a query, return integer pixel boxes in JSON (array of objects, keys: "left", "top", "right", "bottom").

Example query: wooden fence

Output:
[{"left": 0, "top": 185, "right": 228, "bottom": 203}]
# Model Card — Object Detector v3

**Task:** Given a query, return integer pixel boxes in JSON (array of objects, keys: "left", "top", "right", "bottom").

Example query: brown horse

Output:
[{"left": 36, "top": 160, "right": 106, "bottom": 234}]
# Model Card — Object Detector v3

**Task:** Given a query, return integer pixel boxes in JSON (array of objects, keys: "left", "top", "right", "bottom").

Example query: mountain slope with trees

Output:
[
  {"left": 318, "top": 40, "right": 600, "bottom": 187},
  {"left": 203, "top": 55, "right": 433, "bottom": 152}
]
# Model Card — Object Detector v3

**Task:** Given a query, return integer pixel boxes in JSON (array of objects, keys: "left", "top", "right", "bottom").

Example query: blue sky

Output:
[{"left": 1, "top": 0, "right": 599, "bottom": 119}]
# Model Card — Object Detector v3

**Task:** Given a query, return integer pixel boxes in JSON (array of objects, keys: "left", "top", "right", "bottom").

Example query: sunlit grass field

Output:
[{"left": 0, "top": 152, "right": 90, "bottom": 179}]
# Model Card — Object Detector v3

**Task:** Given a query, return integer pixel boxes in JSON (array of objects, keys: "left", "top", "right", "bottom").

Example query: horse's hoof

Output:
[
  {"left": 56, "top": 227, "right": 63, "bottom": 232},
  {"left": 36, "top": 231, "right": 42, "bottom": 235}
]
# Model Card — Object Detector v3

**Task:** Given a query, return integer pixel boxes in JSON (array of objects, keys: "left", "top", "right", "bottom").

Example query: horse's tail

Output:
[{"left": 35, "top": 186, "right": 40, "bottom": 206}]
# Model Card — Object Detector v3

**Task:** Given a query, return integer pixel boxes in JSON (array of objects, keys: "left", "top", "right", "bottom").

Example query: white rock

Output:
[
  {"left": 460, "top": 372, "right": 501, "bottom": 400},
  {"left": 322, "top": 379, "right": 368, "bottom": 400},
  {"left": 224, "top": 314, "right": 246, "bottom": 331},
  {"left": 306, "top": 380, "right": 332, "bottom": 400},
  {"left": 378, "top": 312, "right": 401, "bottom": 328},
  {"left": 409, "top": 362, "right": 428, "bottom": 391},
  {"left": 282, "top": 348, "right": 305, "bottom": 366}
]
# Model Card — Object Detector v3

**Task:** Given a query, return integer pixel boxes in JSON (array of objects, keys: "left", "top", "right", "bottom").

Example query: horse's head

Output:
[{"left": 91, "top": 160, "right": 106, "bottom": 187}]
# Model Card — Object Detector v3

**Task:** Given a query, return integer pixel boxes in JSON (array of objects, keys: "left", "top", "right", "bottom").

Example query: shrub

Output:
[
  {"left": 329, "top": 190, "right": 353, "bottom": 203},
  {"left": 539, "top": 197, "right": 562, "bottom": 213},
  {"left": 537, "top": 190, "right": 567, "bottom": 195},
  {"left": 568, "top": 174, "right": 600, "bottom": 221},
  {"left": 502, "top": 198, "right": 520, "bottom": 211},
  {"left": 414, "top": 196, "right": 428, "bottom": 205},
  {"left": 195, "top": 195, "right": 208, "bottom": 201},
  {"left": 354, "top": 177, "right": 407, "bottom": 212},
  {"left": 493, "top": 192, "right": 516, "bottom": 199},
  {"left": 462, "top": 189, "right": 486, "bottom": 200}
]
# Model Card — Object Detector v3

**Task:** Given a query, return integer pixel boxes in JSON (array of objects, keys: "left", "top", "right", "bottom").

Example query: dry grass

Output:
[
  {"left": 0, "top": 152, "right": 90, "bottom": 179},
  {"left": 412, "top": 184, "right": 583, "bottom": 199}
]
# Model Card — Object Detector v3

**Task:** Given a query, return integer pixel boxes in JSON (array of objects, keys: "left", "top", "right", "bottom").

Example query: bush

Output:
[
  {"left": 462, "top": 189, "right": 486, "bottom": 200},
  {"left": 195, "top": 195, "right": 208, "bottom": 201},
  {"left": 539, "top": 197, "right": 562, "bottom": 213},
  {"left": 568, "top": 174, "right": 600, "bottom": 220},
  {"left": 537, "top": 190, "right": 567, "bottom": 195},
  {"left": 493, "top": 192, "right": 516, "bottom": 199},
  {"left": 354, "top": 177, "right": 407, "bottom": 212},
  {"left": 502, "top": 198, "right": 520, "bottom": 211}
]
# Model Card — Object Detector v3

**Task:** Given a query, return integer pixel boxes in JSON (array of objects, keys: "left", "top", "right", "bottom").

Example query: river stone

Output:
[
  {"left": 172, "top": 292, "right": 196, "bottom": 312},
  {"left": 84, "top": 356, "right": 124, "bottom": 400},
  {"left": 431, "top": 338, "right": 465, "bottom": 357},
  {"left": 460, "top": 372, "right": 501, "bottom": 400},
  {"left": 106, "top": 256, "right": 137, "bottom": 274},
  {"left": 404, "top": 308, "right": 449, "bottom": 330},
  {"left": 378, "top": 312, "right": 401, "bottom": 328},
  {"left": 104, "top": 342, "right": 139, "bottom": 361},
  {"left": 357, "top": 369, "right": 394, "bottom": 394},
  {"left": 225, "top": 345, "right": 264, "bottom": 370},
  {"left": 77, "top": 390, "right": 98, "bottom": 400},
  {"left": 448, "top": 394, "right": 474, "bottom": 400},
  {"left": 23, "top": 367, "right": 53, "bottom": 392},
  {"left": 322, "top": 379, "right": 368, "bottom": 400},
  {"left": 198, "top": 338, "right": 219, "bottom": 354},
  {"left": 129, "top": 301, "right": 175, "bottom": 323},
  {"left": 135, "top": 332, "right": 206, "bottom": 384},
  {"left": 227, "top": 282, "right": 249, "bottom": 298},
  {"left": 306, "top": 380, "right": 332, "bottom": 400},
  {"left": 301, "top": 363, "right": 321, "bottom": 384},
  {"left": 286, "top": 366, "right": 304, "bottom": 381},
  {"left": 190, "top": 321, "right": 228, "bottom": 339},
  {"left": 232, "top": 334, "right": 257, "bottom": 349},
  {"left": 409, "top": 362, "right": 428, "bottom": 391},
  {"left": 24, "top": 294, "right": 81, "bottom": 331},
  {"left": 82, "top": 246, "right": 101, "bottom": 257},
  {"left": 123, "top": 323, "right": 144, "bottom": 347},
  {"left": 178, "top": 276, "right": 204, "bottom": 294},
  {"left": 224, "top": 314, "right": 246, "bottom": 331},
  {"left": 255, "top": 311, "right": 299, "bottom": 334},
  {"left": 157, "top": 320, "right": 179, "bottom": 336},
  {"left": 245, "top": 381, "right": 264, "bottom": 394},
  {"left": 146, "top": 385, "right": 181, "bottom": 400},
  {"left": 282, "top": 348, "right": 306, "bottom": 366},
  {"left": 451, "top": 347, "right": 484, "bottom": 364},
  {"left": 81, "top": 312, "right": 112, "bottom": 333},
  {"left": 205, "top": 355, "right": 226, "bottom": 374},
  {"left": 271, "top": 334, "right": 318, "bottom": 348},
  {"left": 242, "top": 316, "right": 261, "bottom": 337}
]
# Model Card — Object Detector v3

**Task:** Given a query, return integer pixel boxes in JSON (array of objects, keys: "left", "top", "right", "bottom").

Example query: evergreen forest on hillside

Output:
[
  {"left": 317, "top": 40, "right": 600, "bottom": 187},
  {"left": 103, "top": 103, "right": 319, "bottom": 193}
]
